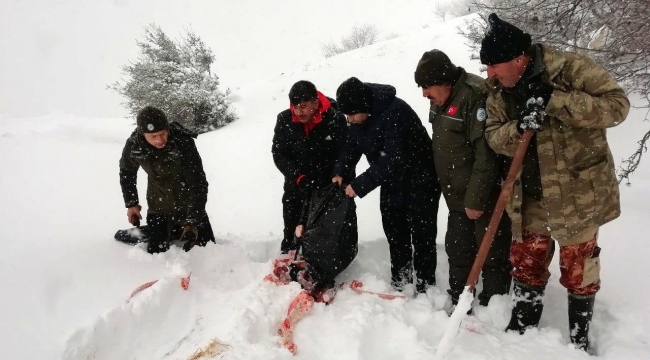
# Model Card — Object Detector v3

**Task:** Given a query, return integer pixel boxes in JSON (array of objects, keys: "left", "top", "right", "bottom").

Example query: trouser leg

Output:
[
  {"left": 558, "top": 234, "right": 600, "bottom": 295},
  {"left": 445, "top": 210, "right": 478, "bottom": 303},
  {"left": 380, "top": 190, "right": 412, "bottom": 290},
  {"left": 510, "top": 230, "right": 554, "bottom": 287},
  {"left": 281, "top": 189, "right": 304, "bottom": 252},
  {"left": 146, "top": 213, "right": 171, "bottom": 254},
  {"left": 409, "top": 190, "right": 439, "bottom": 291},
  {"left": 477, "top": 212, "right": 513, "bottom": 306}
]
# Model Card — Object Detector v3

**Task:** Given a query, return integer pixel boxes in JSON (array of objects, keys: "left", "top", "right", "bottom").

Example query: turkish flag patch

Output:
[{"left": 446, "top": 106, "right": 458, "bottom": 116}]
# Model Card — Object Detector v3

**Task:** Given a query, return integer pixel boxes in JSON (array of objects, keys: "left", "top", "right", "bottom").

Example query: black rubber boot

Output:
[
  {"left": 416, "top": 278, "right": 435, "bottom": 294},
  {"left": 390, "top": 262, "right": 413, "bottom": 292},
  {"left": 114, "top": 226, "right": 148, "bottom": 245},
  {"left": 478, "top": 268, "right": 512, "bottom": 306},
  {"left": 505, "top": 281, "right": 545, "bottom": 334},
  {"left": 568, "top": 292, "right": 595, "bottom": 353}
]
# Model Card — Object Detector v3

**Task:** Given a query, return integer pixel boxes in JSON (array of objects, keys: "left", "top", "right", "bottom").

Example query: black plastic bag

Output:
[{"left": 299, "top": 184, "right": 358, "bottom": 286}]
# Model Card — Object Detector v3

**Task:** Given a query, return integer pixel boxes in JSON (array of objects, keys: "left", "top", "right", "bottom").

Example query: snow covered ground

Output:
[{"left": 0, "top": 8, "right": 649, "bottom": 360}]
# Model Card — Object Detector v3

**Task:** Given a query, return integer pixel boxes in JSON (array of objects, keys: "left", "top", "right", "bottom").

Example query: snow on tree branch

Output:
[{"left": 109, "top": 24, "right": 236, "bottom": 134}]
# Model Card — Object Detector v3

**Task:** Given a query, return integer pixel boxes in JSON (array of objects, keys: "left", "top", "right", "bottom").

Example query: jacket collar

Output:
[
  {"left": 538, "top": 44, "right": 567, "bottom": 82},
  {"left": 440, "top": 67, "right": 467, "bottom": 110}
]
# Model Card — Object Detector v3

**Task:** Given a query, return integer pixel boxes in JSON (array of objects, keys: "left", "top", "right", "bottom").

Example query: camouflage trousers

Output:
[{"left": 511, "top": 229, "right": 601, "bottom": 295}]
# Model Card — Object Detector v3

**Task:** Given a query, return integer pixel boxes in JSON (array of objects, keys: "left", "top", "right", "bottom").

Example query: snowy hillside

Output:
[{"left": 0, "top": 12, "right": 649, "bottom": 360}]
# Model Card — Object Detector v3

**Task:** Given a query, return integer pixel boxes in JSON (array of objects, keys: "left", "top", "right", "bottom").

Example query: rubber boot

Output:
[
  {"left": 390, "top": 262, "right": 413, "bottom": 292},
  {"left": 568, "top": 292, "right": 595, "bottom": 353},
  {"left": 416, "top": 278, "right": 435, "bottom": 294},
  {"left": 114, "top": 226, "right": 147, "bottom": 245},
  {"left": 505, "top": 281, "right": 545, "bottom": 334},
  {"left": 478, "top": 268, "right": 512, "bottom": 306}
]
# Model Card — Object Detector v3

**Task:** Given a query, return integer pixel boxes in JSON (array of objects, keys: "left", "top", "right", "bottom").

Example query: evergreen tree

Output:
[{"left": 110, "top": 24, "right": 236, "bottom": 133}]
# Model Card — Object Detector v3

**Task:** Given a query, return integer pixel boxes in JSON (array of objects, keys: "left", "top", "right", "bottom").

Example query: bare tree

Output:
[
  {"left": 433, "top": 0, "right": 475, "bottom": 20},
  {"left": 321, "top": 41, "right": 344, "bottom": 58},
  {"left": 322, "top": 24, "right": 379, "bottom": 58},
  {"left": 463, "top": 0, "right": 650, "bottom": 184}
]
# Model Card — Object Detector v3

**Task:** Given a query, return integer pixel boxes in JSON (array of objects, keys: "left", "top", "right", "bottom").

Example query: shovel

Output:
[{"left": 435, "top": 130, "right": 534, "bottom": 358}]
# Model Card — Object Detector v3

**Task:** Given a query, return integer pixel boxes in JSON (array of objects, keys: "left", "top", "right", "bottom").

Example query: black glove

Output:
[
  {"left": 517, "top": 97, "right": 545, "bottom": 133},
  {"left": 180, "top": 225, "right": 199, "bottom": 252},
  {"left": 517, "top": 83, "right": 555, "bottom": 133},
  {"left": 297, "top": 175, "right": 315, "bottom": 197},
  {"left": 528, "top": 82, "right": 554, "bottom": 107}
]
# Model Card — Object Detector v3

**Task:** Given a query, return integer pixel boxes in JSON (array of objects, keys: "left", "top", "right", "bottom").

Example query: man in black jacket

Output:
[
  {"left": 119, "top": 106, "right": 215, "bottom": 254},
  {"left": 333, "top": 77, "right": 441, "bottom": 293},
  {"left": 272, "top": 81, "right": 351, "bottom": 253}
]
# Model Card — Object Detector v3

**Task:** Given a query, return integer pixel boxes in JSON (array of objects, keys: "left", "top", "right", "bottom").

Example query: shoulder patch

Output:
[{"left": 476, "top": 108, "right": 487, "bottom": 122}]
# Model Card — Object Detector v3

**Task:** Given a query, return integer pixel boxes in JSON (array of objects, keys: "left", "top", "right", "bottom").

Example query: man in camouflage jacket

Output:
[
  {"left": 480, "top": 14, "right": 630, "bottom": 352},
  {"left": 414, "top": 50, "right": 511, "bottom": 310},
  {"left": 119, "top": 106, "right": 215, "bottom": 254}
]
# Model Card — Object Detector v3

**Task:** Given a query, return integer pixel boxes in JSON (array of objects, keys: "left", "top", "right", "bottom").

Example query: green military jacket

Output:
[
  {"left": 430, "top": 68, "right": 500, "bottom": 212},
  {"left": 485, "top": 44, "right": 630, "bottom": 244},
  {"left": 119, "top": 122, "right": 209, "bottom": 225}
]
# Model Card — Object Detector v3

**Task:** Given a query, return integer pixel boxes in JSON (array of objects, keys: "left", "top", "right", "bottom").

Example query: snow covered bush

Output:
[
  {"left": 322, "top": 24, "right": 379, "bottom": 58},
  {"left": 109, "top": 24, "right": 236, "bottom": 134}
]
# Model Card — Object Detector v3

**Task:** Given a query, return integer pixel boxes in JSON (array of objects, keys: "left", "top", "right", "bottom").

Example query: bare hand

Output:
[
  {"left": 295, "top": 225, "right": 305, "bottom": 238},
  {"left": 332, "top": 176, "right": 343, "bottom": 186},
  {"left": 127, "top": 206, "right": 142, "bottom": 225},
  {"left": 181, "top": 225, "right": 199, "bottom": 251},
  {"left": 465, "top": 208, "right": 484, "bottom": 220},
  {"left": 345, "top": 185, "right": 357, "bottom": 198}
]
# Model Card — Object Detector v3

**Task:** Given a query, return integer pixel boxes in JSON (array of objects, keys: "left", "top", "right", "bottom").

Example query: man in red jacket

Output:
[{"left": 272, "top": 81, "right": 352, "bottom": 253}]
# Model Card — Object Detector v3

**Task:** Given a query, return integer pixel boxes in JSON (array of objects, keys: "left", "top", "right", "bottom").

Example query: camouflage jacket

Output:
[
  {"left": 485, "top": 44, "right": 630, "bottom": 243},
  {"left": 430, "top": 68, "right": 500, "bottom": 212}
]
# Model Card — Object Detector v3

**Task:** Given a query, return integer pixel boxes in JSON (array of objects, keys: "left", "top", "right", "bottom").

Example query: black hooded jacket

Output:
[{"left": 334, "top": 84, "right": 440, "bottom": 198}]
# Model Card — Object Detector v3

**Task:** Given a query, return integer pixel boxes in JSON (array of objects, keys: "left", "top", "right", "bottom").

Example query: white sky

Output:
[{"left": 0, "top": 0, "right": 458, "bottom": 118}]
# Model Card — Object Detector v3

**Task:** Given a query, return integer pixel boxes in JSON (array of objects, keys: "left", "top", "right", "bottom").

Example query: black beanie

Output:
[
  {"left": 137, "top": 106, "right": 169, "bottom": 134},
  {"left": 414, "top": 49, "right": 460, "bottom": 87},
  {"left": 336, "top": 77, "right": 372, "bottom": 115},
  {"left": 288, "top": 80, "right": 318, "bottom": 105},
  {"left": 480, "top": 13, "right": 532, "bottom": 65}
]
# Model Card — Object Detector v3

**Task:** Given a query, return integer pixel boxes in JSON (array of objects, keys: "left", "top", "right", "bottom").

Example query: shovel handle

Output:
[{"left": 465, "top": 130, "right": 534, "bottom": 290}]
